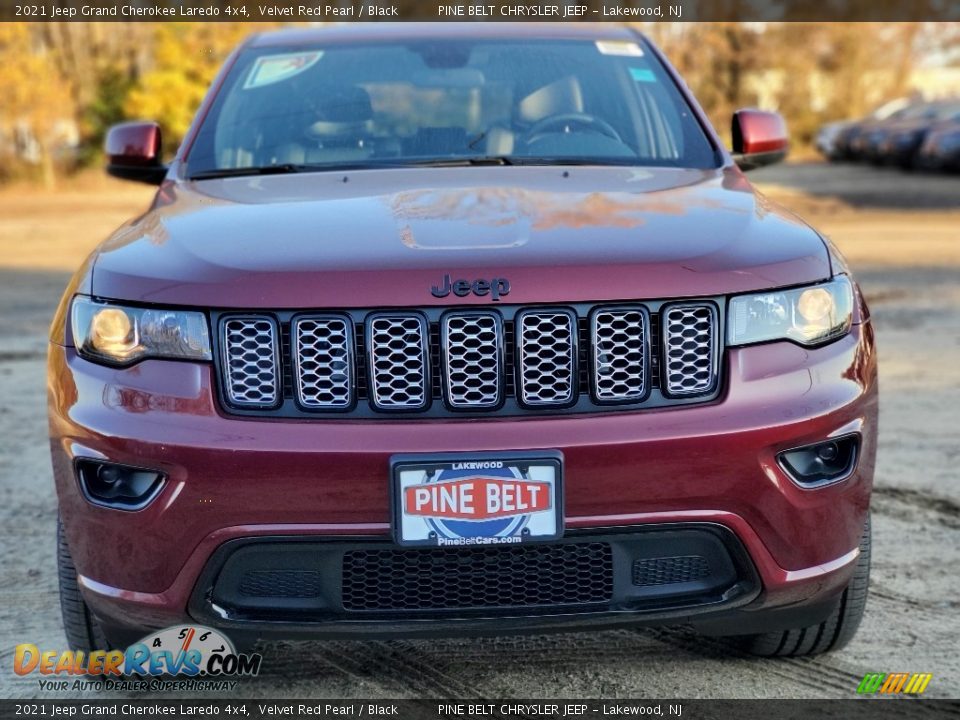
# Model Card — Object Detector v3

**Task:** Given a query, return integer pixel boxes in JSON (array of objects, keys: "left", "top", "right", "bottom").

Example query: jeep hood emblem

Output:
[{"left": 431, "top": 274, "right": 510, "bottom": 301}]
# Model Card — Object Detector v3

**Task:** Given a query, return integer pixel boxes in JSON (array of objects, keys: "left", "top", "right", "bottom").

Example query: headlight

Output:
[
  {"left": 728, "top": 276, "right": 854, "bottom": 347},
  {"left": 71, "top": 296, "right": 211, "bottom": 365}
]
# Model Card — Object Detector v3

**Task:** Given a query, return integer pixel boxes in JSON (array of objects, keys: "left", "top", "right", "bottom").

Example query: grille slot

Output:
[
  {"left": 442, "top": 312, "right": 503, "bottom": 409},
  {"left": 341, "top": 542, "right": 613, "bottom": 611},
  {"left": 662, "top": 304, "right": 718, "bottom": 396},
  {"left": 367, "top": 313, "right": 429, "bottom": 410},
  {"left": 632, "top": 555, "right": 711, "bottom": 587},
  {"left": 293, "top": 315, "right": 353, "bottom": 409},
  {"left": 239, "top": 570, "right": 322, "bottom": 598},
  {"left": 221, "top": 316, "right": 280, "bottom": 407},
  {"left": 591, "top": 307, "right": 649, "bottom": 402},
  {"left": 516, "top": 309, "right": 577, "bottom": 406}
]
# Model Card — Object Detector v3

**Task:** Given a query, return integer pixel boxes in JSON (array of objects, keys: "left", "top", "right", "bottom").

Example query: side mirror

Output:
[
  {"left": 104, "top": 122, "right": 167, "bottom": 185},
  {"left": 731, "top": 110, "right": 789, "bottom": 171}
]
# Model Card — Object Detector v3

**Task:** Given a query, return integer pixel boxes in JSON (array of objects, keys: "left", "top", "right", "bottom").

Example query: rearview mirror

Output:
[
  {"left": 105, "top": 122, "right": 167, "bottom": 185},
  {"left": 731, "top": 110, "right": 789, "bottom": 171}
]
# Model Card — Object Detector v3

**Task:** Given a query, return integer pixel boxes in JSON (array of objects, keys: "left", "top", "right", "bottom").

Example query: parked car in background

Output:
[
  {"left": 815, "top": 121, "right": 854, "bottom": 160},
  {"left": 916, "top": 117, "right": 960, "bottom": 171},
  {"left": 874, "top": 100, "right": 960, "bottom": 168},
  {"left": 826, "top": 98, "right": 910, "bottom": 161},
  {"left": 858, "top": 101, "right": 945, "bottom": 164}
]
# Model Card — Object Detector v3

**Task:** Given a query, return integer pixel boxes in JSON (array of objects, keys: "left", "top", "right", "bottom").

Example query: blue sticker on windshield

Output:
[{"left": 630, "top": 67, "right": 656, "bottom": 83}]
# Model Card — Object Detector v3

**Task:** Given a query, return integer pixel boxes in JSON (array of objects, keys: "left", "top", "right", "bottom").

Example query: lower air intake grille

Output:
[
  {"left": 239, "top": 570, "right": 322, "bottom": 598},
  {"left": 342, "top": 542, "right": 613, "bottom": 611},
  {"left": 632, "top": 555, "right": 711, "bottom": 587}
]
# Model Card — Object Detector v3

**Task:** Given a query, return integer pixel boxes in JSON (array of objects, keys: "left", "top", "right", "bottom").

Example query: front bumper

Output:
[
  {"left": 49, "top": 321, "right": 877, "bottom": 638},
  {"left": 184, "top": 525, "right": 762, "bottom": 640}
]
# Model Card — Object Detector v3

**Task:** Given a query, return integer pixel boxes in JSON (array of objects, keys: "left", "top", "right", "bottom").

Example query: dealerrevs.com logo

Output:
[{"left": 14, "top": 625, "right": 262, "bottom": 692}]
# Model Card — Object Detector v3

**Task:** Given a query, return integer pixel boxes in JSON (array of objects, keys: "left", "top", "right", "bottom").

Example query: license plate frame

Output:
[{"left": 390, "top": 451, "right": 563, "bottom": 548}]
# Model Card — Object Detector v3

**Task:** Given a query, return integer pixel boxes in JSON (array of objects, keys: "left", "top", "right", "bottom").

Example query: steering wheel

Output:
[{"left": 524, "top": 113, "right": 623, "bottom": 146}]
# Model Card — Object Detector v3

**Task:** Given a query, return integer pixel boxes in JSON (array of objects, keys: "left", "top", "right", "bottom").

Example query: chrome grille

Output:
[
  {"left": 663, "top": 304, "right": 718, "bottom": 396},
  {"left": 592, "top": 307, "right": 648, "bottom": 402},
  {"left": 516, "top": 309, "right": 576, "bottom": 406},
  {"left": 294, "top": 316, "right": 353, "bottom": 409},
  {"left": 216, "top": 300, "right": 721, "bottom": 417},
  {"left": 442, "top": 312, "right": 502, "bottom": 409},
  {"left": 367, "top": 314, "right": 429, "bottom": 410},
  {"left": 221, "top": 316, "right": 280, "bottom": 407}
]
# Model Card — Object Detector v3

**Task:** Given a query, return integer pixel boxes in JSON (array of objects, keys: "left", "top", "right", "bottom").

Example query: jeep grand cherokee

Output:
[{"left": 50, "top": 23, "right": 877, "bottom": 657}]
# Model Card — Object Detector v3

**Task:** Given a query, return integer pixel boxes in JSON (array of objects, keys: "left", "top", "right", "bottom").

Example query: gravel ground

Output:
[{"left": 0, "top": 163, "right": 958, "bottom": 699}]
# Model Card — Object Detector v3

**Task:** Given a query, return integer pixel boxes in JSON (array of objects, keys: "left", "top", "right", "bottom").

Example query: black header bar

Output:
[
  {"left": 2, "top": 0, "right": 958, "bottom": 22},
  {"left": 1, "top": 699, "right": 958, "bottom": 718}
]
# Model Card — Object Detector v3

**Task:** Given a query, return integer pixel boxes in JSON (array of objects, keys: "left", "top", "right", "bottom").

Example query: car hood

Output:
[{"left": 92, "top": 165, "right": 830, "bottom": 308}]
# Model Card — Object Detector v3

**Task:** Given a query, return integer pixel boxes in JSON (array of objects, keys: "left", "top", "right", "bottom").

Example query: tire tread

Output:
[
  {"left": 57, "top": 516, "right": 109, "bottom": 652},
  {"left": 732, "top": 514, "right": 871, "bottom": 658}
]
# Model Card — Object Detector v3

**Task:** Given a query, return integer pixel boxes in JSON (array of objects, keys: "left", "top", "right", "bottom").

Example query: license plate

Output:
[{"left": 391, "top": 452, "right": 563, "bottom": 547}]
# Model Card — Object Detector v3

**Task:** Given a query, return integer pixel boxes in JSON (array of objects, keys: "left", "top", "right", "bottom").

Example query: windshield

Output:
[{"left": 185, "top": 38, "right": 718, "bottom": 177}]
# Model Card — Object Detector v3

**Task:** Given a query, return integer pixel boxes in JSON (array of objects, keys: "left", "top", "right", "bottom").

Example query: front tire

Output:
[
  {"left": 58, "top": 516, "right": 111, "bottom": 652},
  {"left": 735, "top": 514, "right": 871, "bottom": 657}
]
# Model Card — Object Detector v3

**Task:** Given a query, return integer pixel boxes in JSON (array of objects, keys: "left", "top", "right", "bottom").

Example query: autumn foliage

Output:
[{"left": 0, "top": 21, "right": 954, "bottom": 186}]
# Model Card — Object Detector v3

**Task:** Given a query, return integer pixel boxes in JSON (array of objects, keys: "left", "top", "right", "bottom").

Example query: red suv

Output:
[{"left": 51, "top": 24, "right": 876, "bottom": 657}]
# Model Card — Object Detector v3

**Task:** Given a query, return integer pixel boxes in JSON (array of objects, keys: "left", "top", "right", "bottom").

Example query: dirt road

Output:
[{"left": 1, "top": 163, "right": 958, "bottom": 699}]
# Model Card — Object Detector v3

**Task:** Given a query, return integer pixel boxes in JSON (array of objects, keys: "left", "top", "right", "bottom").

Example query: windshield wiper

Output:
[
  {"left": 516, "top": 157, "right": 639, "bottom": 167},
  {"left": 188, "top": 157, "right": 520, "bottom": 180},
  {"left": 400, "top": 156, "right": 515, "bottom": 167},
  {"left": 188, "top": 164, "right": 308, "bottom": 180},
  {"left": 189, "top": 155, "right": 652, "bottom": 179}
]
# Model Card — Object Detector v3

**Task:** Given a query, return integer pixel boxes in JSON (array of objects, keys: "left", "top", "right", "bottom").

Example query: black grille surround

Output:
[
  {"left": 211, "top": 298, "right": 724, "bottom": 420},
  {"left": 189, "top": 525, "right": 760, "bottom": 630}
]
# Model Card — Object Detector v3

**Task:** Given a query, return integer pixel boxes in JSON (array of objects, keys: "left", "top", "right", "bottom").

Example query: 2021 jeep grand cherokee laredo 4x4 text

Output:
[{"left": 50, "top": 24, "right": 876, "bottom": 657}]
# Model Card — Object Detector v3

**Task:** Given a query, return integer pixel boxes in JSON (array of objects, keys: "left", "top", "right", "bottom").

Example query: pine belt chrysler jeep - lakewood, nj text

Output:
[{"left": 49, "top": 23, "right": 877, "bottom": 658}]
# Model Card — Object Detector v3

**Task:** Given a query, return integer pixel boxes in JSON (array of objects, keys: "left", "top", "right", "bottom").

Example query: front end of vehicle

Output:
[{"left": 49, "top": 234, "right": 877, "bottom": 648}]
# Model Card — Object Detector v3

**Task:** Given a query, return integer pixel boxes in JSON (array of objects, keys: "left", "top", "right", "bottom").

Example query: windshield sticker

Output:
[
  {"left": 243, "top": 51, "right": 323, "bottom": 89},
  {"left": 596, "top": 41, "right": 644, "bottom": 57},
  {"left": 629, "top": 67, "right": 657, "bottom": 83}
]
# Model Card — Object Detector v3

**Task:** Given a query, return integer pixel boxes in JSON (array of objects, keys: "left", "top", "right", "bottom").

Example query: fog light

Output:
[
  {"left": 778, "top": 435, "right": 859, "bottom": 488},
  {"left": 76, "top": 459, "right": 165, "bottom": 510},
  {"left": 817, "top": 442, "right": 839, "bottom": 462}
]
